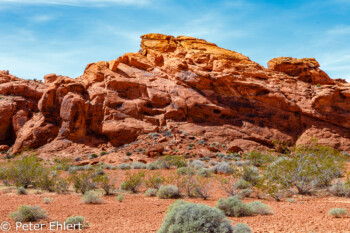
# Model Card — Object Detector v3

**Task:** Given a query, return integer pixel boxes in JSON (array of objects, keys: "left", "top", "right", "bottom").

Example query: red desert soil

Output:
[{"left": 1, "top": 170, "right": 350, "bottom": 233}]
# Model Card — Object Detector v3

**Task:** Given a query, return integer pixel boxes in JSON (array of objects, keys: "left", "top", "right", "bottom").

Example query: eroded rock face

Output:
[{"left": 1, "top": 33, "right": 350, "bottom": 155}]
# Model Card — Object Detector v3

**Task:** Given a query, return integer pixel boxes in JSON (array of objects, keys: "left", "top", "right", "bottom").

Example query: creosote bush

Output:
[
  {"left": 233, "top": 223, "right": 252, "bottom": 233},
  {"left": 65, "top": 216, "right": 87, "bottom": 229},
  {"left": 43, "top": 197, "right": 53, "bottom": 204},
  {"left": 69, "top": 171, "right": 97, "bottom": 194},
  {"left": 264, "top": 144, "right": 345, "bottom": 195},
  {"left": 116, "top": 195, "right": 124, "bottom": 202},
  {"left": 216, "top": 197, "right": 252, "bottom": 217},
  {"left": 247, "top": 201, "right": 273, "bottom": 215},
  {"left": 10, "top": 205, "right": 47, "bottom": 222},
  {"left": 119, "top": 171, "right": 145, "bottom": 193},
  {"left": 157, "top": 185, "right": 180, "bottom": 199},
  {"left": 81, "top": 191, "right": 104, "bottom": 204},
  {"left": 328, "top": 208, "right": 348, "bottom": 218},
  {"left": 17, "top": 187, "right": 27, "bottom": 195},
  {"left": 144, "top": 172, "right": 165, "bottom": 189},
  {"left": 145, "top": 188, "right": 158, "bottom": 197},
  {"left": 158, "top": 200, "right": 234, "bottom": 233}
]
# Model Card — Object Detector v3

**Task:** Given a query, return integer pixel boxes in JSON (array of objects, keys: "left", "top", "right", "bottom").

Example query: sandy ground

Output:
[{"left": 0, "top": 170, "right": 350, "bottom": 233}]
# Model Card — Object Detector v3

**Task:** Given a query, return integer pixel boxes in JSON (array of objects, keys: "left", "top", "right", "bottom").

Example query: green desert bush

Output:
[
  {"left": 10, "top": 205, "right": 47, "bottom": 222},
  {"left": 163, "top": 155, "right": 187, "bottom": 168},
  {"left": 234, "top": 179, "right": 252, "bottom": 189},
  {"left": 144, "top": 172, "right": 165, "bottom": 189},
  {"left": 233, "top": 223, "right": 252, "bottom": 233},
  {"left": 216, "top": 196, "right": 252, "bottom": 217},
  {"left": 328, "top": 208, "right": 348, "bottom": 218},
  {"left": 4, "top": 155, "right": 46, "bottom": 188},
  {"left": 118, "top": 163, "right": 131, "bottom": 170},
  {"left": 242, "top": 166, "right": 261, "bottom": 186},
  {"left": 116, "top": 195, "right": 124, "bottom": 202},
  {"left": 17, "top": 187, "right": 27, "bottom": 195},
  {"left": 264, "top": 144, "right": 345, "bottom": 195},
  {"left": 197, "top": 168, "right": 212, "bottom": 177},
  {"left": 157, "top": 185, "right": 180, "bottom": 199},
  {"left": 329, "top": 181, "right": 350, "bottom": 197},
  {"left": 145, "top": 188, "right": 158, "bottom": 197},
  {"left": 247, "top": 201, "right": 273, "bottom": 215},
  {"left": 43, "top": 197, "right": 53, "bottom": 204},
  {"left": 243, "top": 151, "right": 274, "bottom": 167},
  {"left": 81, "top": 191, "right": 104, "bottom": 204},
  {"left": 211, "top": 162, "right": 235, "bottom": 174},
  {"left": 54, "top": 178, "right": 69, "bottom": 194},
  {"left": 65, "top": 216, "right": 87, "bottom": 229},
  {"left": 119, "top": 171, "right": 144, "bottom": 193},
  {"left": 190, "top": 160, "right": 206, "bottom": 169},
  {"left": 237, "top": 189, "right": 253, "bottom": 198},
  {"left": 95, "top": 174, "right": 115, "bottom": 195},
  {"left": 193, "top": 176, "right": 212, "bottom": 200},
  {"left": 158, "top": 200, "right": 234, "bottom": 233},
  {"left": 69, "top": 171, "right": 97, "bottom": 194},
  {"left": 131, "top": 161, "right": 147, "bottom": 169},
  {"left": 176, "top": 167, "right": 195, "bottom": 176}
]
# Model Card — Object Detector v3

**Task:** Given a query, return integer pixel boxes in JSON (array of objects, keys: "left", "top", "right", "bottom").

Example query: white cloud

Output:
[{"left": 327, "top": 25, "right": 350, "bottom": 35}]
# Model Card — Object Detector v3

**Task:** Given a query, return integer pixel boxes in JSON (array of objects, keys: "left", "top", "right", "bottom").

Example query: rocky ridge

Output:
[{"left": 1, "top": 33, "right": 350, "bottom": 162}]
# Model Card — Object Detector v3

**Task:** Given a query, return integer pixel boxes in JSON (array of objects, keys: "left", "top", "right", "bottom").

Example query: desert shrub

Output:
[
  {"left": 237, "top": 189, "right": 253, "bottom": 198},
  {"left": 65, "top": 216, "right": 87, "bottom": 229},
  {"left": 10, "top": 205, "right": 47, "bottom": 222},
  {"left": 118, "top": 163, "right": 131, "bottom": 170},
  {"left": 164, "top": 155, "right": 187, "bottom": 168},
  {"left": 178, "top": 172, "right": 196, "bottom": 197},
  {"left": 193, "top": 176, "right": 212, "bottom": 200},
  {"left": 151, "top": 159, "right": 170, "bottom": 169},
  {"left": 119, "top": 171, "right": 144, "bottom": 193},
  {"left": 190, "top": 160, "right": 206, "bottom": 169},
  {"left": 43, "top": 197, "right": 53, "bottom": 204},
  {"left": 242, "top": 166, "right": 261, "bottom": 186},
  {"left": 17, "top": 187, "right": 27, "bottom": 195},
  {"left": 116, "top": 195, "right": 124, "bottom": 202},
  {"left": 212, "top": 162, "right": 235, "bottom": 174},
  {"left": 68, "top": 166, "right": 79, "bottom": 174},
  {"left": 145, "top": 188, "right": 158, "bottom": 197},
  {"left": 144, "top": 172, "right": 165, "bottom": 189},
  {"left": 4, "top": 155, "right": 46, "bottom": 188},
  {"left": 95, "top": 174, "right": 115, "bottom": 195},
  {"left": 247, "top": 201, "right": 273, "bottom": 215},
  {"left": 94, "top": 167, "right": 105, "bottom": 176},
  {"left": 216, "top": 196, "right": 252, "bottom": 217},
  {"left": 197, "top": 168, "right": 212, "bottom": 177},
  {"left": 157, "top": 185, "right": 180, "bottom": 199},
  {"left": 218, "top": 174, "right": 240, "bottom": 196},
  {"left": 286, "top": 198, "right": 296, "bottom": 203},
  {"left": 131, "top": 161, "right": 147, "bottom": 169},
  {"left": 329, "top": 181, "right": 350, "bottom": 197},
  {"left": 176, "top": 167, "right": 195, "bottom": 176},
  {"left": 234, "top": 179, "right": 252, "bottom": 189},
  {"left": 146, "top": 162, "right": 160, "bottom": 170},
  {"left": 54, "top": 178, "right": 69, "bottom": 194},
  {"left": 264, "top": 145, "right": 345, "bottom": 194},
  {"left": 328, "top": 208, "right": 348, "bottom": 218},
  {"left": 81, "top": 191, "right": 103, "bottom": 204},
  {"left": 243, "top": 151, "right": 274, "bottom": 167},
  {"left": 158, "top": 200, "right": 234, "bottom": 233},
  {"left": 69, "top": 171, "right": 97, "bottom": 194},
  {"left": 233, "top": 223, "right": 252, "bottom": 233},
  {"left": 36, "top": 170, "right": 59, "bottom": 192}
]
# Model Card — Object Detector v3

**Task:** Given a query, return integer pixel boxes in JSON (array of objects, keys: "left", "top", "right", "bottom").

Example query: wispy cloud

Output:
[
  {"left": 1, "top": 0, "right": 150, "bottom": 6},
  {"left": 327, "top": 25, "right": 350, "bottom": 35}
]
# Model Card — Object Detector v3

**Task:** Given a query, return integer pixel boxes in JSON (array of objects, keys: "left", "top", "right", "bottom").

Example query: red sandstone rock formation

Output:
[{"left": 1, "top": 33, "right": 350, "bottom": 156}]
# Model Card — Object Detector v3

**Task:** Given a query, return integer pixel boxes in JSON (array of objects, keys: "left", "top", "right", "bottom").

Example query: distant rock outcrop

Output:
[{"left": 1, "top": 33, "right": 350, "bottom": 155}]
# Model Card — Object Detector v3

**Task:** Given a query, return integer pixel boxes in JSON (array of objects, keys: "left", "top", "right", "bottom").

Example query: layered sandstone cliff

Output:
[{"left": 1, "top": 33, "right": 350, "bottom": 157}]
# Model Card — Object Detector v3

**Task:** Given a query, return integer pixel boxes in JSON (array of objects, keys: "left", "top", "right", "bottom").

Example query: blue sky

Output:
[{"left": 0, "top": 0, "right": 349, "bottom": 81}]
